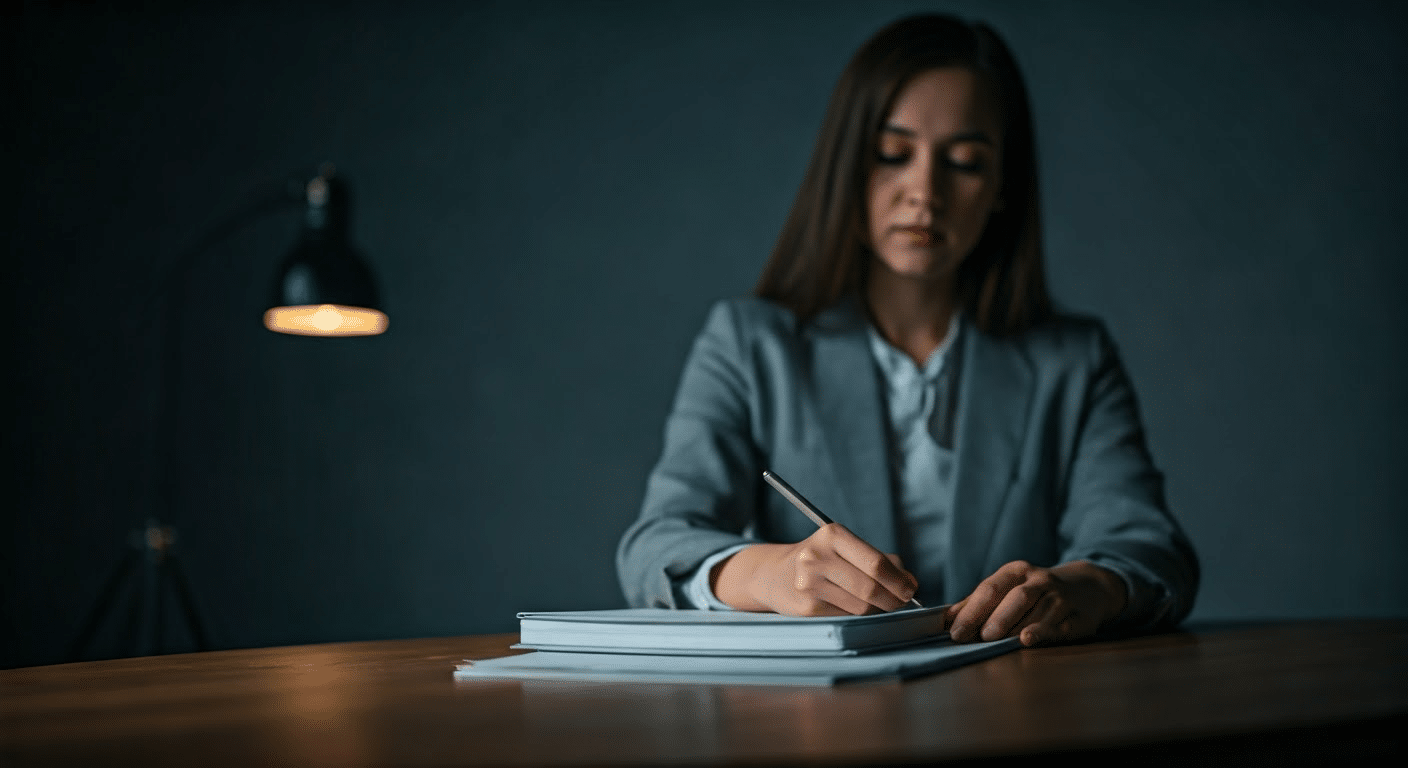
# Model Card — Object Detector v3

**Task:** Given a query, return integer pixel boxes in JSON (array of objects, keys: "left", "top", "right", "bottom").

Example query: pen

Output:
[{"left": 761, "top": 469, "right": 924, "bottom": 609}]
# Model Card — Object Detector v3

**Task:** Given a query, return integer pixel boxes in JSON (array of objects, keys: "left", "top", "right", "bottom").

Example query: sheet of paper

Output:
[{"left": 456, "top": 636, "right": 1021, "bottom": 687}]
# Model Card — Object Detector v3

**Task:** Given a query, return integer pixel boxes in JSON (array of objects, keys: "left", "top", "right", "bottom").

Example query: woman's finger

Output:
[
  {"left": 950, "top": 562, "right": 1032, "bottom": 641},
  {"left": 789, "top": 575, "right": 877, "bottom": 616},
  {"left": 980, "top": 578, "right": 1048, "bottom": 641},
  {"left": 1013, "top": 592, "right": 1061, "bottom": 646},
  {"left": 792, "top": 537, "right": 907, "bottom": 613},
  {"left": 820, "top": 556, "right": 909, "bottom": 613},
  {"left": 942, "top": 599, "right": 967, "bottom": 631},
  {"left": 821, "top": 524, "right": 919, "bottom": 603}
]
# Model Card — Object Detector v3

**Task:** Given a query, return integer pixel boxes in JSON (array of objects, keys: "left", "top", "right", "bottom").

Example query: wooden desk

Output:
[{"left": 3, "top": 621, "right": 1405, "bottom": 766}]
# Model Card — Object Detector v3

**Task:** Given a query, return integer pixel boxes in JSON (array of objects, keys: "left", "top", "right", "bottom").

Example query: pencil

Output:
[{"left": 761, "top": 469, "right": 924, "bottom": 609}]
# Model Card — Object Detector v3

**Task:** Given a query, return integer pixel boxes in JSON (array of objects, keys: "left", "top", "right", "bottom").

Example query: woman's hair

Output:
[{"left": 754, "top": 14, "right": 1051, "bottom": 335}]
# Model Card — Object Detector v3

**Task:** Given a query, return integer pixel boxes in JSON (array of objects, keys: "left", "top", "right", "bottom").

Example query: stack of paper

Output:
[{"left": 454, "top": 607, "right": 1021, "bottom": 687}]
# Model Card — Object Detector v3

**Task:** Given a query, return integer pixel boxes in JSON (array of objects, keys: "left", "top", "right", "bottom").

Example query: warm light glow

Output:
[
  {"left": 264, "top": 304, "right": 388, "bottom": 336},
  {"left": 310, "top": 305, "right": 342, "bottom": 331}
]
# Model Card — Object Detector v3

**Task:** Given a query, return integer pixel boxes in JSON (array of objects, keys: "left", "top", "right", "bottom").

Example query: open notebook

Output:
[{"left": 513, "top": 606, "right": 950, "bottom": 656}]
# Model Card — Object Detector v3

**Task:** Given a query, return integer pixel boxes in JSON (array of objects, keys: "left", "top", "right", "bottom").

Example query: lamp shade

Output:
[{"left": 264, "top": 170, "right": 388, "bottom": 337}]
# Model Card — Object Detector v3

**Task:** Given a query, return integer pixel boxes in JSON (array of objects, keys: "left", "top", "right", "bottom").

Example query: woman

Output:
[{"left": 616, "top": 14, "right": 1198, "bottom": 647}]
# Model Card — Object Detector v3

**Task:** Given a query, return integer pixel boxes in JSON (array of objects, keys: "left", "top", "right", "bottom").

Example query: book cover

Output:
[{"left": 515, "top": 607, "right": 950, "bottom": 654}]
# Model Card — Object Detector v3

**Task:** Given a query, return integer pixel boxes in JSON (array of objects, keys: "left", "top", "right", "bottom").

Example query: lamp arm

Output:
[
  {"left": 130, "top": 179, "right": 305, "bottom": 337},
  {"left": 143, "top": 175, "right": 302, "bottom": 589},
  {"left": 92, "top": 168, "right": 345, "bottom": 657}
]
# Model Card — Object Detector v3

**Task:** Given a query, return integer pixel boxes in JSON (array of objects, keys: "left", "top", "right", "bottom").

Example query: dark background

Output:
[{"left": 4, "top": 0, "right": 1405, "bottom": 669}]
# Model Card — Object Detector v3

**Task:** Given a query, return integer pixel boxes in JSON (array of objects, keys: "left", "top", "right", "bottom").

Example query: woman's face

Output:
[{"left": 865, "top": 67, "right": 1005, "bottom": 288}]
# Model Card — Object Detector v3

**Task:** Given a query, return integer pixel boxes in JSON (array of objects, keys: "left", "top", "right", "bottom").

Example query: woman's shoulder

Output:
[
  {"left": 1025, "top": 310, "right": 1110, "bottom": 341},
  {"left": 1000, "top": 309, "right": 1120, "bottom": 368},
  {"left": 698, "top": 295, "right": 803, "bottom": 339}
]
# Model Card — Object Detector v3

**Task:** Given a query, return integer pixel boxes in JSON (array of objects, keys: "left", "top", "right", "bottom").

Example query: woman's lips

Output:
[{"left": 898, "top": 226, "right": 936, "bottom": 246}]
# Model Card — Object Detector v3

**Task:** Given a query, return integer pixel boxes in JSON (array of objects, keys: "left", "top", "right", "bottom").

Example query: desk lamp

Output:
[
  {"left": 265, "top": 167, "right": 387, "bottom": 337},
  {"left": 68, "top": 165, "right": 386, "bottom": 662}
]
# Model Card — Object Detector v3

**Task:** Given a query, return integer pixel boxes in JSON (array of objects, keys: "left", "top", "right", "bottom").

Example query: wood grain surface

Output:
[{"left": 3, "top": 621, "right": 1405, "bottom": 766}]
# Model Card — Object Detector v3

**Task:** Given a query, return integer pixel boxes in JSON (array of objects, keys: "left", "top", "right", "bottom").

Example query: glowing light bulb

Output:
[
  {"left": 310, "top": 304, "right": 342, "bottom": 331},
  {"left": 265, "top": 305, "right": 387, "bottom": 336}
]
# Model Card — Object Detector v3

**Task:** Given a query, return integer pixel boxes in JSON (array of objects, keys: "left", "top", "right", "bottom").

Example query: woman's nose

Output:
[
  {"left": 905, "top": 160, "right": 941, "bottom": 210},
  {"left": 906, "top": 184, "right": 941, "bottom": 211}
]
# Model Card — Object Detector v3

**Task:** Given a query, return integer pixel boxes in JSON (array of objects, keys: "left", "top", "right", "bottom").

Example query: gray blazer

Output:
[{"left": 617, "top": 295, "right": 1198, "bottom": 629}]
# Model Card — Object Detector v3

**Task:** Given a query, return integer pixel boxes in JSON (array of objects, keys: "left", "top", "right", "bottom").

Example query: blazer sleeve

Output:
[
  {"left": 616, "top": 301, "right": 764, "bottom": 608},
  {"left": 1057, "top": 321, "right": 1200, "bottom": 630}
]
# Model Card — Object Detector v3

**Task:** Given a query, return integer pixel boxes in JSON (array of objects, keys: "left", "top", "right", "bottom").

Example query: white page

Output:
[{"left": 457, "top": 636, "right": 1021, "bottom": 687}]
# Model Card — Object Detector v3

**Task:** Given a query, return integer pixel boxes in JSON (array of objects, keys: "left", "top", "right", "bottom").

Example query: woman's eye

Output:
[
  {"left": 946, "top": 156, "right": 984, "bottom": 173},
  {"left": 877, "top": 151, "right": 910, "bottom": 165}
]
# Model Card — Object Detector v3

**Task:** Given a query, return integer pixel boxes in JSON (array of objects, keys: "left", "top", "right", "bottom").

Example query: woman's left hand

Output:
[{"left": 944, "top": 560, "right": 1127, "bottom": 647}]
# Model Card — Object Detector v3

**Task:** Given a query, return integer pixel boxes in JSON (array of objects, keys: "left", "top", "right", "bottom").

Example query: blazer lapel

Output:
[
  {"left": 805, "top": 298, "right": 897, "bottom": 553},
  {"left": 948, "top": 322, "right": 1033, "bottom": 596}
]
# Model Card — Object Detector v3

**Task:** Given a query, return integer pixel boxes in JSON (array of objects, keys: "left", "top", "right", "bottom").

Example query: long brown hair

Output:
[{"left": 754, "top": 14, "right": 1051, "bottom": 335}]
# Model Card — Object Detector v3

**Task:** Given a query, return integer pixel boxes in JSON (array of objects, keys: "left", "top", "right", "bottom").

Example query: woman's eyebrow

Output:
[{"left": 881, "top": 124, "right": 995, "bottom": 144}]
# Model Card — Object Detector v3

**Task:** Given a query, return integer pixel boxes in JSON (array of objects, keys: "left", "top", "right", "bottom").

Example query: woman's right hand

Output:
[{"left": 709, "top": 523, "right": 919, "bottom": 615}]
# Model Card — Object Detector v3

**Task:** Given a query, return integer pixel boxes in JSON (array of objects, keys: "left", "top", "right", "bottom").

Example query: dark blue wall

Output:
[{"left": 5, "top": 0, "right": 1406, "bottom": 668}]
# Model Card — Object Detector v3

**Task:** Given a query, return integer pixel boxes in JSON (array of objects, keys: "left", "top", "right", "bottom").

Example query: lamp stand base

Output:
[{"left": 68, "top": 520, "right": 211, "bottom": 662}]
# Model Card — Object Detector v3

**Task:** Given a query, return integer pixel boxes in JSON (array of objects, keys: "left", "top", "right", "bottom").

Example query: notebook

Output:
[
  {"left": 457, "top": 636, "right": 1022, "bottom": 686},
  {"left": 513, "top": 606, "right": 949, "bottom": 656}
]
